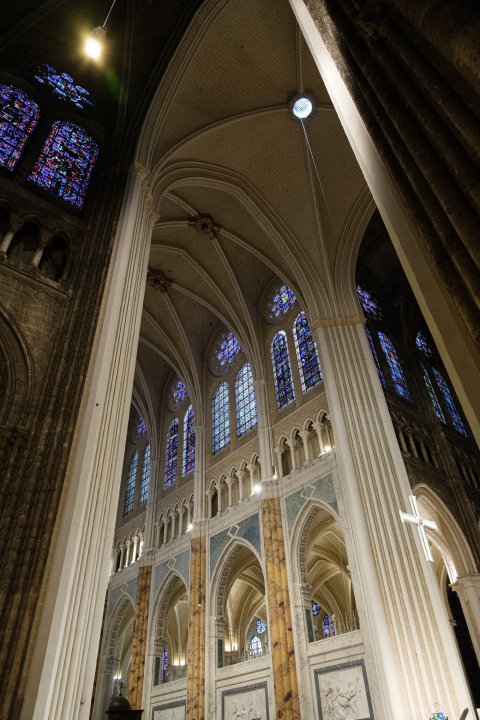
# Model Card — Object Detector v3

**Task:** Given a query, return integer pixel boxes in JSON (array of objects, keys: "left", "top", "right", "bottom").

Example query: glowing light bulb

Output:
[
  {"left": 292, "top": 96, "right": 313, "bottom": 119},
  {"left": 253, "top": 483, "right": 262, "bottom": 494},
  {"left": 85, "top": 26, "right": 106, "bottom": 59},
  {"left": 187, "top": 523, "right": 193, "bottom": 531},
  {"left": 324, "top": 444, "right": 332, "bottom": 453}
]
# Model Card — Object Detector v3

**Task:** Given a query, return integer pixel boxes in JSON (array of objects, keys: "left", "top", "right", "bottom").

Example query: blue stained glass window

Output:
[
  {"left": 212, "top": 382, "right": 230, "bottom": 454},
  {"left": 0, "top": 84, "right": 39, "bottom": 170},
  {"left": 421, "top": 364, "right": 446, "bottom": 424},
  {"left": 171, "top": 378, "right": 187, "bottom": 408},
  {"left": 293, "top": 312, "right": 322, "bottom": 391},
  {"left": 34, "top": 65, "right": 93, "bottom": 109},
  {"left": 213, "top": 331, "right": 242, "bottom": 373},
  {"left": 235, "top": 363, "right": 257, "bottom": 436},
  {"left": 248, "top": 635, "right": 262, "bottom": 657},
  {"left": 432, "top": 368, "right": 467, "bottom": 436},
  {"left": 267, "top": 283, "right": 296, "bottom": 320},
  {"left": 28, "top": 121, "right": 98, "bottom": 209},
  {"left": 183, "top": 405, "right": 196, "bottom": 475},
  {"left": 162, "top": 646, "right": 169, "bottom": 683},
  {"left": 365, "top": 327, "right": 386, "bottom": 387},
  {"left": 356, "top": 284, "right": 382, "bottom": 320},
  {"left": 323, "top": 614, "right": 336, "bottom": 637},
  {"left": 124, "top": 450, "right": 138, "bottom": 515},
  {"left": 378, "top": 332, "right": 410, "bottom": 400},
  {"left": 311, "top": 601, "right": 321, "bottom": 617},
  {"left": 140, "top": 443, "right": 150, "bottom": 504},
  {"left": 164, "top": 419, "right": 179, "bottom": 488},
  {"left": 256, "top": 618, "right": 267, "bottom": 634},
  {"left": 271, "top": 331, "right": 295, "bottom": 409},
  {"left": 137, "top": 417, "right": 146, "bottom": 435},
  {"left": 416, "top": 331, "right": 432, "bottom": 357}
]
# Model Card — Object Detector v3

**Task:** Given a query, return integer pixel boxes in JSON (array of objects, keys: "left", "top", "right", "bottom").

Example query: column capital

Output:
[{"left": 130, "top": 161, "right": 159, "bottom": 223}]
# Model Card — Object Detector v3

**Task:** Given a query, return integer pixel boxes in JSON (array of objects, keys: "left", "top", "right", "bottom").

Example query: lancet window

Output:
[
  {"left": 356, "top": 284, "right": 382, "bottom": 320},
  {"left": 164, "top": 419, "right": 179, "bottom": 488},
  {"left": 235, "top": 363, "right": 257, "bottom": 436},
  {"left": 421, "top": 365, "right": 446, "bottom": 424},
  {"left": 293, "top": 312, "right": 322, "bottom": 391},
  {"left": 248, "top": 635, "right": 263, "bottom": 657},
  {"left": 124, "top": 450, "right": 138, "bottom": 515},
  {"left": 271, "top": 331, "right": 295, "bottom": 409},
  {"left": 212, "top": 382, "right": 230, "bottom": 453},
  {"left": 432, "top": 369, "right": 467, "bottom": 436},
  {"left": 378, "top": 332, "right": 410, "bottom": 401},
  {"left": 0, "top": 84, "right": 40, "bottom": 170},
  {"left": 28, "top": 121, "right": 98, "bottom": 208},
  {"left": 183, "top": 405, "right": 195, "bottom": 474},
  {"left": 140, "top": 443, "right": 150, "bottom": 504},
  {"left": 365, "top": 327, "right": 386, "bottom": 387}
]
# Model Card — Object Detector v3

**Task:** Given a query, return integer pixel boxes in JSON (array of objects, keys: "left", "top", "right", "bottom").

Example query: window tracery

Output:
[
  {"left": 235, "top": 363, "right": 257, "bottom": 436},
  {"left": 164, "top": 419, "right": 179, "bottom": 488},
  {"left": 415, "top": 330, "right": 432, "bottom": 357},
  {"left": 168, "top": 377, "right": 187, "bottom": 411},
  {"left": 271, "top": 331, "right": 295, "bottom": 409},
  {"left": 356, "top": 283, "right": 382, "bottom": 320},
  {"left": 432, "top": 368, "right": 467, "bottom": 436},
  {"left": 183, "top": 405, "right": 195, "bottom": 474},
  {"left": 211, "top": 330, "right": 242, "bottom": 375},
  {"left": 124, "top": 450, "right": 138, "bottom": 515},
  {"left": 378, "top": 331, "right": 410, "bottom": 400},
  {"left": 293, "top": 312, "right": 322, "bottom": 391},
  {"left": 365, "top": 327, "right": 386, "bottom": 387},
  {"left": 421, "top": 364, "right": 446, "bottom": 424},
  {"left": 0, "top": 84, "right": 40, "bottom": 170},
  {"left": 265, "top": 282, "right": 296, "bottom": 322},
  {"left": 28, "top": 121, "right": 98, "bottom": 208},
  {"left": 140, "top": 443, "right": 150, "bottom": 504},
  {"left": 34, "top": 64, "right": 92, "bottom": 109},
  {"left": 248, "top": 635, "right": 262, "bottom": 657},
  {"left": 212, "top": 382, "right": 230, "bottom": 454}
]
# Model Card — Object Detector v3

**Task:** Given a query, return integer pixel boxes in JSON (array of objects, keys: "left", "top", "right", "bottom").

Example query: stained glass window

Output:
[
  {"left": 164, "top": 419, "right": 179, "bottom": 488},
  {"left": 248, "top": 635, "right": 262, "bottom": 657},
  {"left": 28, "top": 121, "right": 98, "bottom": 209},
  {"left": 256, "top": 618, "right": 267, "bottom": 634},
  {"left": 137, "top": 417, "right": 146, "bottom": 435},
  {"left": 140, "top": 443, "right": 150, "bottom": 504},
  {"left": 311, "top": 601, "right": 321, "bottom": 617},
  {"left": 235, "top": 363, "right": 257, "bottom": 436},
  {"left": 211, "top": 330, "right": 242, "bottom": 374},
  {"left": 34, "top": 65, "right": 93, "bottom": 109},
  {"left": 421, "top": 364, "right": 446, "bottom": 424},
  {"left": 212, "top": 382, "right": 230, "bottom": 454},
  {"left": 416, "top": 331, "right": 432, "bottom": 357},
  {"left": 162, "top": 646, "right": 169, "bottom": 683},
  {"left": 170, "top": 378, "right": 187, "bottom": 410},
  {"left": 271, "top": 331, "right": 295, "bottom": 409},
  {"left": 293, "top": 312, "right": 322, "bottom": 391},
  {"left": 183, "top": 405, "right": 195, "bottom": 475},
  {"left": 266, "top": 283, "right": 296, "bottom": 321},
  {"left": 124, "top": 450, "right": 138, "bottom": 515},
  {"left": 432, "top": 368, "right": 467, "bottom": 436},
  {"left": 356, "top": 284, "right": 382, "bottom": 320},
  {"left": 365, "top": 327, "right": 386, "bottom": 387},
  {"left": 0, "top": 84, "right": 39, "bottom": 170},
  {"left": 322, "top": 614, "right": 336, "bottom": 637},
  {"left": 378, "top": 332, "right": 410, "bottom": 400}
]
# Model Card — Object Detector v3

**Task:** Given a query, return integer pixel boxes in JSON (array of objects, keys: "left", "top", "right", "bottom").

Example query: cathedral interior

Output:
[{"left": 0, "top": 1, "right": 479, "bottom": 719}]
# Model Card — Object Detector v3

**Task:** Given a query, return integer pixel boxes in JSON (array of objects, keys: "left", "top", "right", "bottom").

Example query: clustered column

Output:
[
  {"left": 186, "top": 530, "right": 207, "bottom": 720},
  {"left": 128, "top": 564, "right": 152, "bottom": 709}
]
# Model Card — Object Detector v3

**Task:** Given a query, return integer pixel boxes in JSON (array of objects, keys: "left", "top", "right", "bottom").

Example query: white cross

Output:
[{"left": 399, "top": 494, "right": 437, "bottom": 562}]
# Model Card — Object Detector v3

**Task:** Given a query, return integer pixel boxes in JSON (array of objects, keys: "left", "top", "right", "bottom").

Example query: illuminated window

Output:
[
  {"left": 378, "top": 332, "right": 410, "bottom": 400},
  {"left": 248, "top": 635, "right": 263, "bottom": 657},
  {"left": 271, "top": 331, "right": 295, "bottom": 409},
  {"left": 356, "top": 284, "right": 382, "bottom": 320},
  {"left": 432, "top": 368, "right": 467, "bottom": 436},
  {"left": 211, "top": 330, "right": 242, "bottom": 374},
  {"left": 235, "top": 363, "right": 257, "bottom": 436},
  {"left": 183, "top": 405, "right": 195, "bottom": 474},
  {"left": 421, "top": 364, "right": 446, "bottom": 424},
  {"left": 28, "top": 121, "right": 98, "bottom": 208},
  {"left": 415, "top": 331, "right": 432, "bottom": 357},
  {"left": 311, "top": 601, "right": 321, "bottom": 617},
  {"left": 34, "top": 65, "right": 92, "bottom": 109},
  {"left": 266, "top": 282, "right": 296, "bottom": 322},
  {"left": 164, "top": 419, "right": 179, "bottom": 488},
  {"left": 293, "top": 312, "right": 322, "bottom": 391},
  {"left": 140, "top": 443, "right": 150, "bottom": 504},
  {"left": 169, "top": 378, "right": 187, "bottom": 410},
  {"left": 137, "top": 417, "right": 146, "bottom": 435},
  {"left": 0, "top": 84, "right": 39, "bottom": 170},
  {"left": 256, "top": 618, "right": 267, "bottom": 634},
  {"left": 365, "top": 327, "right": 386, "bottom": 387},
  {"left": 162, "top": 646, "right": 169, "bottom": 683},
  {"left": 124, "top": 450, "right": 138, "bottom": 515},
  {"left": 322, "top": 614, "right": 336, "bottom": 637},
  {"left": 212, "top": 382, "right": 230, "bottom": 454}
]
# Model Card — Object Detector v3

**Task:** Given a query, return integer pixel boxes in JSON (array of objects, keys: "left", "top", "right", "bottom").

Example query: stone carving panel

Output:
[
  {"left": 221, "top": 682, "right": 269, "bottom": 720},
  {"left": 152, "top": 699, "right": 186, "bottom": 720},
  {"left": 314, "top": 660, "right": 373, "bottom": 720}
]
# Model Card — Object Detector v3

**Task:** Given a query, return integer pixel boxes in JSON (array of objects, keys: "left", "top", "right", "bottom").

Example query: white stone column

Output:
[
  {"left": 299, "top": 429, "right": 311, "bottom": 463},
  {"left": 143, "top": 457, "right": 158, "bottom": 549},
  {"left": 312, "top": 421, "right": 324, "bottom": 454},
  {"left": 310, "top": 315, "right": 473, "bottom": 719},
  {"left": 226, "top": 477, "right": 233, "bottom": 508},
  {"left": 22, "top": 163, "right": 158, "bottom": 720},
  {"left": 193, "top": 425, "right": 205, "bottom": 520},
  {"left": 236, "top": 469, "right": 245, "bottom": 501},
  {"left": 0, "top": 214, "right": 22, "bottom": 257},
  {"left": 451, "top": 574, "right": 480, "bottom": 664},
  {"left": 253, "top": 378, "right": 274, "bottom": 480},
  {"left": 286, "top": 438, "right": 297, "bottom": 471}
]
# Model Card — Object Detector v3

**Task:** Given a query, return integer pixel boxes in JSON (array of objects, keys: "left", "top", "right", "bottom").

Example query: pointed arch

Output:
[
  {"left": 378, "top": 331, "right": 410, "bottom": 400},
  {"left": 212, "top": 381, "right": 230, "bottom": 453},
  {"left": 235, "top": 362, "right": 257, "bottom": 436},
  {"left": 183, "top": 404, "right": 195, "bottom": 474},
  {"left": 123, "top": 450, "right": 138, "bottom": 515},
  {"left": 164, "top": 418, "right": 179, "bottom": 488},
  {"left": 271, "top": 330, "right": 295, "bottom": 409},
  {"left": 293, "top": 311, "right": 322, "bottom": 391}
]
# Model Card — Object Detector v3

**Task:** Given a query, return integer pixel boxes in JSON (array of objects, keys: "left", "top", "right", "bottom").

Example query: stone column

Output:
[
  {"left": 186, "top": 531, "right": 206, "bottom": 720},
  {"left": 273, "top": 448, "right": 283, "bottom": 478},
  {"left": 225, "top": 477, "right": 233, "bottom": 508},
  {"left": 236, "top": 469, "right": 245, "bottom": 501},
  {"left": 131, "top": 536, "right": 139, "bottom": 563},
  {"left": 0, "top": 213, "right": 22, "bottom": 258},
  {"left": 451, "top": 574, "right": 480, "bottom": 665},
  {"left": 193, "top": 426, "right": 205, "bottom": 521},
  {"left": 216, "top": 480, "right": 223, "bottom": 514},
  {"left": 299, "top": 430, "right": 311, "bottom": 463},
  {"left": 128, "top": 564, "right": 152, "bottom": 709},
  {"left": 312, "top": 421, "right": 325, "bottom": 454},
  {"left": 286, "top": 438, "right": 297, "bottom": 471},
  {"left": 163, "top": 518, "right": 170, "bottom": 545},
  {"left": 261, "top": 485, "right": 301, "bottom": 720},
  {"left": 253, "top": 379, "right": 274, "bottom": 479},
  {"left": 310, "top": 315, "right": 473, "bottom": 719},
  {"left": 143, "top": 457, "right": 159, "bottom": 549},
  {"left": 22, "top": 163, "right": 158, "bottom": 720}
]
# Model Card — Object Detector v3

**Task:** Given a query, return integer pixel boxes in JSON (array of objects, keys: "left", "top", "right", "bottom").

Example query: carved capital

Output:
[{"left": 130, "top": 161, "right": 159, "bottom": 223}]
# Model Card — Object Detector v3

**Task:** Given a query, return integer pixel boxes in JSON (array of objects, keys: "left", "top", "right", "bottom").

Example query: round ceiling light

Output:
[{"left": 292, "top": 96, "right": 313, "bottom": 119}]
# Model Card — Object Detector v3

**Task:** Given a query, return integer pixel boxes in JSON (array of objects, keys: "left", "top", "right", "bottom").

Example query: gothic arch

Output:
[
  {"left": 152, "top": 571, "right": 189, "bottom": 644},
  {"left": 0, "top": 304, "right": 34, "bottom": 426},
  {"left": 211, "top": 539, "right": 264, "bottom": 621}
]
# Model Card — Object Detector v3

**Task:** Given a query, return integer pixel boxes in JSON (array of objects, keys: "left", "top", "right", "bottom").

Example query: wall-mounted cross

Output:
[{"left": 399, "top": 494, "right": 437, "bottom": 562}]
